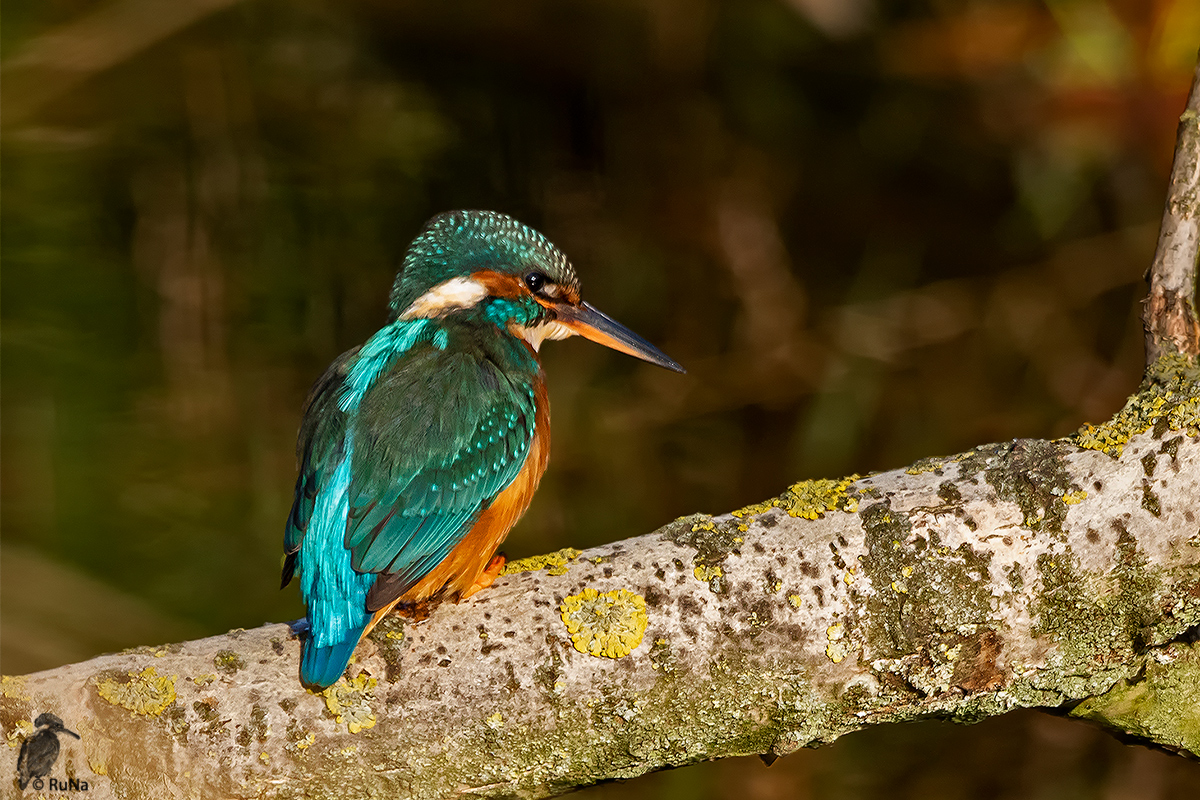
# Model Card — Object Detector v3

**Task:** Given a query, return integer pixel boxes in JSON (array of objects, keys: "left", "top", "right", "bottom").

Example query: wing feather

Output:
[
  {"left": 343, "top": 344, "right": 537, "bottom": 597},
  {"left": 282, "top": 346, "right": 360, "bottom": 583}
]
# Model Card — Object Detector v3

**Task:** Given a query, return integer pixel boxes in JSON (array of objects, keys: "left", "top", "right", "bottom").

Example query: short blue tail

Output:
[{"left": 300, "top": 628, "right": 364, "bottom": 690}]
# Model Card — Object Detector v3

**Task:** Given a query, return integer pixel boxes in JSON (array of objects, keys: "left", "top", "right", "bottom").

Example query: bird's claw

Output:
[{"left": 288, "top": 618, "right": 311, "bottom": 638}]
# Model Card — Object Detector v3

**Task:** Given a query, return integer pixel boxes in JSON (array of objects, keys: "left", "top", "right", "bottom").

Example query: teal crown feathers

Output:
[{"left": 388, "top": 210, "right": 579, "bottom": 320}]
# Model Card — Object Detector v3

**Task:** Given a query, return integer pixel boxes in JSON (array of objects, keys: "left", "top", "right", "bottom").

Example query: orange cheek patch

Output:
[{"left": 470, "top": 270, "right": 526, "bottom": 298}]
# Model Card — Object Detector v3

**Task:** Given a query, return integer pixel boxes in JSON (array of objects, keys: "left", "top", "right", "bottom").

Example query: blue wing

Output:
[
  {"left": 343, "top": 344, "right": 536, "bottom": 598},
  {"left": 282, "top": 334, "right": 538, "bottom": 687}
]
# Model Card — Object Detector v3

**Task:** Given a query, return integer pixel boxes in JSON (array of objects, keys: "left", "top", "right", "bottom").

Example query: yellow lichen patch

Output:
[
  {"left": 292, "top": 732, "right": 315, "bottom": 752},
  {"left": 1168, "top": 396, "right": 1200, "bottom": 431},
  {"left": 1073, "top": 359, "right": 1200, "bottom": 456},
  {"left": 323, "top": 674, "right": 377, "bottom": 734},
  {"left": 502, "top": 547, "right": 582, "bottom": 577},
  {"left": 690, "top": 518, "right": 717, "bottom": 532},
  {"left": 560, "top": 588, "right": 649, "bottom": 658},
  {"left": 260, "top": 752, "right": 270, "bottom": 764},
  {"left": 87, "top": 754, "right": 108, "bottom": 775},
  {"left": 1, "top": 675, "right": 28, "bottom": 699},
  {"left": 1075, "top": 422, "right": 1139, "bottom": 456},
  {"left": 693, "top": 564, "right": 723, "bottom": 583},
  {"left": 1062, "top": 490, "right": 1088, "bottom": 505},
  {"left": 787, "top": 594, "right": 803, "bottom": 609},
  {"left": 192, "top": 674, "right": 216, "bottom": 687},
  {"left": 485, "top": 712, "right": 504, "bottom": 729},
  {"left": 825, "top": 623, "right": 848, "bottom": 663},
  {"left": 734, "top": 475, "right": 861, "bottom": 522},
  {"left": 729, "top": 499, "right": 775, "bottom": 518},
  {"left": 7, "top": 720, "right": 33, "bottom": 748},
  {"left": 941, "top": 642, "right": 963, "bottom": 661},
  {"left": 96, "top": 666, "right": 177, "bottom": 716},
  {"left": 787, "top": 476, "right": 861, "bottom": 518}
]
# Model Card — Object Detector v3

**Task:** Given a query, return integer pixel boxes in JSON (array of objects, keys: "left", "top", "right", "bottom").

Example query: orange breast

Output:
[{"left": 397, "top": 373, "right": 551, "bottom": 604}]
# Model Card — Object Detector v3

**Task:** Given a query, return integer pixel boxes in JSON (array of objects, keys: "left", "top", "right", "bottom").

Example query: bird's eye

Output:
[{"left": 524, "top": 272, "right": 547, "bottom": 293}]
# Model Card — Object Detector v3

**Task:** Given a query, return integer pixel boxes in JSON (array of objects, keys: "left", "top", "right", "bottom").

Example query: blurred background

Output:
[{"left": 2, "top": 0, "right": 1198, "bottom": 796}]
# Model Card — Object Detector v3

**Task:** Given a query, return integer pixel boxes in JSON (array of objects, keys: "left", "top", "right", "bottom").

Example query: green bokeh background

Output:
[{"left": 3, "top": 0, "right": 1198, "bottom": 796}]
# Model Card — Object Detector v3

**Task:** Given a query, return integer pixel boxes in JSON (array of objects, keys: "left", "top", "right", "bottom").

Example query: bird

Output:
[
  {"left": 17, "top": 713, "right": 79, "bottom": 790},
  {"left": 282, "top": 210, "right": 684, "bottom": 689}
]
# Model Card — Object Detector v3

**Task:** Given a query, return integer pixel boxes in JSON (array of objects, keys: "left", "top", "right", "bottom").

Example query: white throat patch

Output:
[
  {"left": 399, "top": 277, "right": 488, "bottom": 320},
  {"left": 512, "top": 320, "right": 574, "bottom": 351}
]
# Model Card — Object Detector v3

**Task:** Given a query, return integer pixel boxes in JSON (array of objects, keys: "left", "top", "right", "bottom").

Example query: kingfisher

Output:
[
  {"left": 17, "top": 713, "right": 79, "bottom": 790},
  {"left": 283, "top": 210, "right": 683, "bottom": 689}
]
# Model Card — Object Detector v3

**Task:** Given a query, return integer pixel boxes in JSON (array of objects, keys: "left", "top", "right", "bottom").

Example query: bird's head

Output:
[
  {"left": 388, "top": 210, "right": 683, "bottom": 372},
  {"left": 33, "top": 713, "right": 79, "bottom": 739}
]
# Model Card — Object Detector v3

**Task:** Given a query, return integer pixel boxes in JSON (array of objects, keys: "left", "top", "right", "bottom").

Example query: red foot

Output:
[{"left": 460, "top": 553, "right": 506, "bottom": 600}]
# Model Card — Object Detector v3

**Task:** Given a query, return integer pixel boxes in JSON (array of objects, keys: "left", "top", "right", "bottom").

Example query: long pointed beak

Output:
[{"left": 555, "top": 302, "right": 685, "bottom": 373}]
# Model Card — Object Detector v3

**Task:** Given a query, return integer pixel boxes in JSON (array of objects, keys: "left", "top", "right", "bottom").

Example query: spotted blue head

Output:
[{"left": 386, "top": 210, "right": 684, "bottom": 371}]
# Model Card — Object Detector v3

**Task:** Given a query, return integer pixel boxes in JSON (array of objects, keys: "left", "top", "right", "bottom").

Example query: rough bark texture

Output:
[
  {"left": 3, "top": 376, "right": 1200, "bottom": 798},
  {"left": 1144, "top": 57, "right": 1200, "bottom": 362}
]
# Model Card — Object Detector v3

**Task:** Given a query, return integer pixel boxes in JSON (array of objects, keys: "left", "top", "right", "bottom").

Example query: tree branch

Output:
[
  {"left": 3, "top": 399, "right": 1199, "bottom": 798},
  {"left": 1144, "top": 53, "right": 1200, "bottom": 365}
]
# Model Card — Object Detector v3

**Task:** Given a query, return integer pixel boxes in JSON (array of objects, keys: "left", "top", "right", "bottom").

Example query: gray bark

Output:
[{"left": 1144, "top": 56, "right": 1200, "bottom": 362}]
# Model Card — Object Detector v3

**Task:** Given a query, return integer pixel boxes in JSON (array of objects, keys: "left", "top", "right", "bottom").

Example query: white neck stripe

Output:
[{"left": 399, "top": 277, "right": 488, "bottom": 320}]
